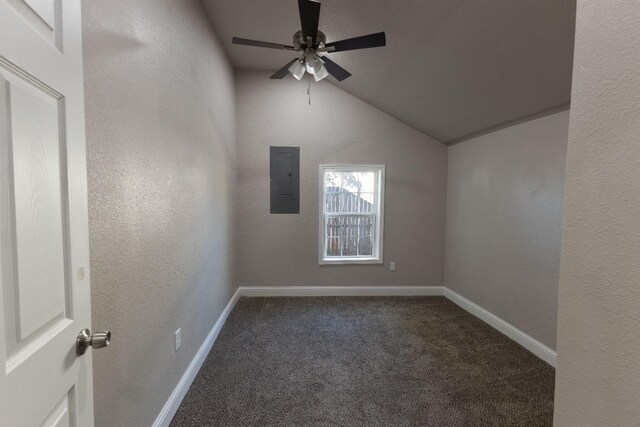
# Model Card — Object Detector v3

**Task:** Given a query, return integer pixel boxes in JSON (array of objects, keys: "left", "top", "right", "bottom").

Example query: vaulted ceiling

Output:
[{"left": 202, "top": 0, "right": 576, "bottom": 143}]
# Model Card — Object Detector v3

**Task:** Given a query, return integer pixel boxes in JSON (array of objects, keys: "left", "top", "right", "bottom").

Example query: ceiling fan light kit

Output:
[{"left": 231, "top": 0, "right": 386, "bottom": 82}]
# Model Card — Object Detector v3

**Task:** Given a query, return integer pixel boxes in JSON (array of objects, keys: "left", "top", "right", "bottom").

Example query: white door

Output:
[{"left": 0, "top": 0, "right": 96, "bottom": 426}]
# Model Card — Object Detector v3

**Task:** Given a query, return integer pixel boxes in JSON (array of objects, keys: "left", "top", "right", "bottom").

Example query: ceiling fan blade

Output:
[
  {"left": 298, "top": 0, "right": 321, "bottom": 45},
  {"left": 325, "top": 32, "right": 386, "bottom": 52},
  {"left": 321, "top": 56, "right": 352, "bottom": 81},
  {"left": 232, "top": 37, "right": 295, "bottom": 51},
  {"left": 270, "top": 58, "right": 299, "bottom": 79}
]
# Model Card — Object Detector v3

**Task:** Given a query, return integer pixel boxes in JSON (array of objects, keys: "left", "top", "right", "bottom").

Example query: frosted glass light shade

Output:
[
  {"left": 313, "top": 64, "right": 329, "bottom": 82},
  {"left": 288, "top": 60, "right": 306, "bottom": 80},
  {"left": 305, "top": 57, "right": 322, "bottom": 74}
]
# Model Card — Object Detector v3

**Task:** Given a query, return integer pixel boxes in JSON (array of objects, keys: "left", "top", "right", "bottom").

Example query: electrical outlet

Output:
[
  {"left": 390, "top": 262, "right": 396, "bottom": 271},
  {"left": 174, "top": 328, "right": 181, "bottom": 352}
]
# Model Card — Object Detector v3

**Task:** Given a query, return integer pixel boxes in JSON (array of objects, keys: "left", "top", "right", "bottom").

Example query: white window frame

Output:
[{"left": 319, "top": 165, "right": 385, "bottom": 265}]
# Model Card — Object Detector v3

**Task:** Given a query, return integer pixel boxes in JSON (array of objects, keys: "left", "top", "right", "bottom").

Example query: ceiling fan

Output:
[{"left": 232, "top": 0, "right": 386, "bottom": 82}]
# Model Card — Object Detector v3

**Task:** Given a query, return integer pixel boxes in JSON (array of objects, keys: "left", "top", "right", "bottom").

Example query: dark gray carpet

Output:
[{"left": 170, "top": 297, "right": 554, "bottom": 426}]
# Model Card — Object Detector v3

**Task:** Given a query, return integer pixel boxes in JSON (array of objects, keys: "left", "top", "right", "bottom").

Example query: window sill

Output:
[{"left": 320, "top": 257, "right": 383, "bottom": 265}]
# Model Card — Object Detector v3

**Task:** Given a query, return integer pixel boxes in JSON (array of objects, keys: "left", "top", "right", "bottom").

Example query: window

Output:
[{"left": 319, "top": 165, "right": 385, "bottom": 264}]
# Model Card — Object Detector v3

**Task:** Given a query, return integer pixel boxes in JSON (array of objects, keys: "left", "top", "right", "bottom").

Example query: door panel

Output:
[
  {"left": 42, "top": 388, "right": 75, "bottom": 427},
  {"left": 5, "top": 0, "right": 62, "bottom": 49},
  {"left": 0, "top": 0, "right": 93, "bottom": 425},
  {"left": 4, "top": 71, "right": 70, "bottom": 346}
]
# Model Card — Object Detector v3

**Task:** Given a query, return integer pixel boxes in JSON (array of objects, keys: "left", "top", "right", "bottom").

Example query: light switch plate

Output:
[{"left": 390, "top": 262, "right": 396, "bottom": 271}]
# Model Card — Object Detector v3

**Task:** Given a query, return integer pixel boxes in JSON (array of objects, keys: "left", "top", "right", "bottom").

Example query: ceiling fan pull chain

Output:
[{"left": 308, "top": 78, "right": 311, "bottom": 105}]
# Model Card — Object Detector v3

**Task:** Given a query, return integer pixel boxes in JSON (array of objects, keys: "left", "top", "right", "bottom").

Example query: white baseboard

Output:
[
  {"left": 443, "top": 288, "right": 557, "bottom": 367},
  {"left": 238, "top": 285, "right": 445, "bottom": 297},
  {"left": 152, "top": 288, "right": 241, "bottom": 427}
]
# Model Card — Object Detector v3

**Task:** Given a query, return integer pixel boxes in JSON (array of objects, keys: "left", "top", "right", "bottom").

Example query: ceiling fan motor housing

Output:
[{"left": 293, "top": 30, "right": 326, "bottom": 51}]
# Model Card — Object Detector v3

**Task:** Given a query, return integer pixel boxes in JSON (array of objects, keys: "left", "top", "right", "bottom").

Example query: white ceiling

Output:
[{"left": 202, "top": 0, "right": 576, "bottom": 143}]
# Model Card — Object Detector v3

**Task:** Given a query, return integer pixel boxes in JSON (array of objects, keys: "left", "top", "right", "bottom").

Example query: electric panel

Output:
[{"left": 270, "top": 146, "right": 300, "bottom": 214}]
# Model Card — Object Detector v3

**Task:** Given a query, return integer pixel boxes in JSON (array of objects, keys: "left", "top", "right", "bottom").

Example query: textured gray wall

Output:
[
  {"left": 445, "top": 111, "right": 569, "bottom": 350},
  {"left": 236, "top": 70, "right": 447, "bottom": 287},
  {"left": 82, "top": 1, "right": 237, "bottom": 426},
  {"left": 554, "top": 1, "right": 640, "bottom": 424}
]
